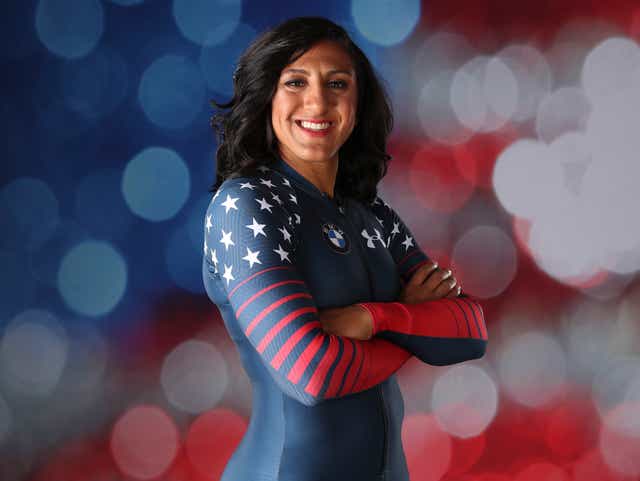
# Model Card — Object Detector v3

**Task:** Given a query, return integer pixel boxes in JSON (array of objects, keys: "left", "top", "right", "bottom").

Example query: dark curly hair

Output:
[{"left": 209, "top": 16, "right": 394, "bottom": 204}]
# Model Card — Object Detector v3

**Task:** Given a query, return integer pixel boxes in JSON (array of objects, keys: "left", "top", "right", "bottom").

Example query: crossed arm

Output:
[{"left": 318, "top": 196, "right": 488, "bottom": 366}]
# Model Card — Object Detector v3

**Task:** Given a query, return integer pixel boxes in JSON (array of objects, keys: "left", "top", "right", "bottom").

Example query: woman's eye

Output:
[
  {"left": 329, "top": 80, "right": 347, "bottom": 89},
  {"left": 285, "top": 79, "right": 305, "bottom": 87}
]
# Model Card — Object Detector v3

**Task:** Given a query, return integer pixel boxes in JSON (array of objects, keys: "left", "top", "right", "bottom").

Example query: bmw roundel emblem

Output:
[{"left": 322, "top": 223, "right": 350, "bottom": 254}]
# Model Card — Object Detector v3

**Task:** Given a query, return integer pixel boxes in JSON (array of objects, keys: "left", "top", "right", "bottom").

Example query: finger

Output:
[
  {"left": 422, "top": 267, "right": 451, "bottom": 291},
  {"left": 433, "top": 276, "right": 457, "bottom": 298},
  {"left": 446, "top": 284, "right": 462, "bottom": 298},
  {"left": 407, "top": 260, "right": 439, "bottom": 286}
]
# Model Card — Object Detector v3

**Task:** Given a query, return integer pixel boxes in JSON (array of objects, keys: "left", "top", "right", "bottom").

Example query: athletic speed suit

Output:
[{"left": 202, "top": 154, "right": 488, "bottom": 481}]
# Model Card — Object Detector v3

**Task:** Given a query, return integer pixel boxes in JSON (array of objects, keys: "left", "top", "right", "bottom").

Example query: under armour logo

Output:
[{"left": 361, "top": 227, "right": 387, "bottom": 248}]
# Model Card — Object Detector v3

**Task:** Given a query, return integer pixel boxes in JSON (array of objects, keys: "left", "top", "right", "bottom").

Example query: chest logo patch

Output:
[{"left": 322, "top": 223, "right": 350, "bottom": 254}]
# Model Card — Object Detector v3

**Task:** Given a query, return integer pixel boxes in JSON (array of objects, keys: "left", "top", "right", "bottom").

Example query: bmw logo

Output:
[{"left": 322, "top": 223, "right": 350, "bottom": 254}]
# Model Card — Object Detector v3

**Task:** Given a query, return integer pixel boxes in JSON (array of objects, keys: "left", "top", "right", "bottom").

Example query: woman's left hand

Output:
[{"left": 318, "top": 305, "right": 373, "bottom": 340}]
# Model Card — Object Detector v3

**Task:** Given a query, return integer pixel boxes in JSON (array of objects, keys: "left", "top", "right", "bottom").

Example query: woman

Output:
[{"left": 203, "top": 16, "right": 488, "bottom": 481}]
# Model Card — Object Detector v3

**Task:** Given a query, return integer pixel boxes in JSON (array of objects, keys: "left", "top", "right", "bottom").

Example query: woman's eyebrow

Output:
[{"left": 282, "top": 68, "right": 353, "bottom": 76}]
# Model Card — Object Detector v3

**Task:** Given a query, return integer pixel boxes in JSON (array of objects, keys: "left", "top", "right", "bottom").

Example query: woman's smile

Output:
[{"left": 271, "top": 39, "right": 358, "bottom": 168}]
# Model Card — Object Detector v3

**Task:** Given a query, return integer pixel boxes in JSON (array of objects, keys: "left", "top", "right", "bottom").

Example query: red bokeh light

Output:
[
  {"left": 409, "top": 143, "right": 476, "bottom": 214},
  {"left": 185, "top": 407, "right": 247, "bottom": 481},
  {"left": 544, "top": 387, "right": 599, "bottom": 461},
  {"left": 445, "top": 431, "right": 487, "bottom": 476},
  {"left": 110, "top": 404, "right": 180, "bottom": 480},
  {"left": 402, "top": 413, "right": 453, "bottom": 481},
  {"left": 452, "top": 130, "right": 519, "bottom": 191}
]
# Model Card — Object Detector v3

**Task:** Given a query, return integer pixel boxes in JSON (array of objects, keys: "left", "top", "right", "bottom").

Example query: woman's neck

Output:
[{"left": 279, "top": 152, "right": 338, "bottom": 198}]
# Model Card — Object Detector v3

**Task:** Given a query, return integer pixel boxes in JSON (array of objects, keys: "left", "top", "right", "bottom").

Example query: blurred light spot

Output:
[
  {"left": 122, "top": 147, "right": 190, "bottom": 222},
  {"left": 453, "top": 130, "right": 517, "bottom": 190},
  {"left": 599, "top": 402, "right": 640, "bottom": 477},
  {"left": 527, "top": 204, "right": 599, "bottom": 283},
  {"left": 186, "top": 408, "right": 247, "bottom": 480},
  {"left": 57, "top": 241, "right": 127, "bottom": 317},
  {"left": 582, "top": 90, "right": 640, "bottom": 275},
  {"left": 55, "top": 322, "right": 109, "bottom": 412},
  {"left": 451, "top": 225, "right": 517, "bottom": 299},
  {"left": 544, "top": 390, "right": 599, "bottom": 459},
  {"left": 110, "top": 404, "right": 179, "bottom": 480},
  {"left": 560, "top": 300, "right": 619, "bottom": 384},
  {"left": 418, "top": 71, "right": 473, "bottom": 145},
  {"left": 199, "top": 23, "right": 256, "bottom": 96},
  {"left": 35, "top": 0, "right": 103, "bottom": 59},
  {"left": 173, "top": 0, "right": 240, "bottom": 46},
  {"left": 450, "top": 56, "right": 517, "bottom": 133},
  {"left": 0, "top": 251, "right": 36, "bottom": 321},
  {"left": 496, "top": 45, "right": 552, "bottom": 123},
  {"left": 573, "top": 448, "right": 623, "bottom": 481},
  {"left": 0, "top": 394, "right": 12, "bottom": 443},
  {"left": 431, "top": 365, "right": 498, "bottom": 438},
  {"left": 536, "top": 87, "right": 591, "bottom": 143},
  {"left": 592, "top": 357, "right": 640, "bottom": 418},
  {"left": 75, "top": 168, "right": 134, "bottom": 240},
  {"left": 582, "top": 37, "right": 640, "bottom": 106},
  {"left": 28, "top": 218, "right": 89, "bottom": 288},
  {"left": 0, "top": 177, "right": 59, "bottom": 251},
  {"left": 498, "top": 331, "right": 566, "bottom": 407},
  {"left": 409, "top": 144, "right": 474, "bottom": 213},
  {"left": 161, "top": 340, "right": 228, "bottom": 413},
  {"left": 445, "top": 432, "right": 487, "bottom": 477},
  {"left": 493, "top": 139, "right": 565, "bottom": 219},
  {"left": 401, "top": 413, "right": 452, "bottom": 481},
  {"left": 138, "top": 55, "right": 205, "bottom": 129},
  {"left": 165, "top": 222, "right": 205, "bottom": 293},
  {"left": 58, "top": 46, "right": 129, "bottom": 120},
  {"left": 412, "top": 31, "right": 476, "bottom": 83},
  {"left": 513, "top": 462, "right": 570, "bottom": 481},
  {"left": 0, "top": 309, "right": 68, "bottom": 397},
  {"left": 351, "top": 0, "right": 420, "bottom": 47}
]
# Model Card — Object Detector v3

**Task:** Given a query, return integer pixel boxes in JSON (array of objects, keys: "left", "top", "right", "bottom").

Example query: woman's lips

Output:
[{"left": 295, "top": 120, "right": 333, "bottom": 137}]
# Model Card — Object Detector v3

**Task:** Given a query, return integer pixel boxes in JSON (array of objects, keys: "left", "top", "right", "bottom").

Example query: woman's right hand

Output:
[{"left": 399, "top": 260, "right": 461, "bottom": 304}]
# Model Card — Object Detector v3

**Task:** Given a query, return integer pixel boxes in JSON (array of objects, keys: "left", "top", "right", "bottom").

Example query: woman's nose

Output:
[{"left": 304, "top": 82, "right": 329, "bottom": 110}]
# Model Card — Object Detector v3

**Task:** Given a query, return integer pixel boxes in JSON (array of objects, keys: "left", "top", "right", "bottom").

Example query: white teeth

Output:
[{"left": 300, "top": 121, "right": 331, "bottom": 130}]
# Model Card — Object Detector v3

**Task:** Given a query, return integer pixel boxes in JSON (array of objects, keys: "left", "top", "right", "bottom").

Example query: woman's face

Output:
[{"left": 271, "top": 40, "right": 358, "bottom": 166}]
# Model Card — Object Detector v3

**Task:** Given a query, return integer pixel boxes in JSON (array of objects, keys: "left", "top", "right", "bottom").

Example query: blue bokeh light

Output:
[
  {"left": 138, "top": 54, "right": 206, "bottom": 129},
  {"left": 121, "top": 147, "right": 191, "bottom": 222},
  {"left": 351, "top": 0, "right": 420, "bottom": 47},
  {"left": 199, "top": 23, "right": 257, "bottom": 97},
  {"left": 165, "top": 222, "right": 205, "bottom": 294},
  {"left": 172, "top": 0, "right": 241, "bottom": 47},
  {"left": 0, "top": 177, "right": 59, "bottom": 252},
  {"left": 74, "top": 168, "right": 134, "bottom": 240},
  {"left": 57, "top": 241, "right": 127, "bottom": 317},
  {"left": 35, "top": 0, "right": 104, "bottom": 59},
  {"left": 58, "top": 46, "right": 129, "bottom": 120},
  {"left": 29, "top": 219, "right": 90, "bottom": 288}
]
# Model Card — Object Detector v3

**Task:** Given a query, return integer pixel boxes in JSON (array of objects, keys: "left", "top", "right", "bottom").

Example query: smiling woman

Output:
[
  {"left": 205, "top": 16, "right": 486, "bottom": 481},
  {"left": 270, "top": 40, "right": 358, "bottom": 197}
]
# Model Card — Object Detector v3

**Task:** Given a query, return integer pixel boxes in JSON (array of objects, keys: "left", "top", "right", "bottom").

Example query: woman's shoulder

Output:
[{"left": 209, "top": 169, "right": 299, "bottom": 227}]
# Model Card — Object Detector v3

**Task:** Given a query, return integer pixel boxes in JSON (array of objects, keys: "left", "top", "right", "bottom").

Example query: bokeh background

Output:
[{"left": 2, "top": 0, "right": 640, "bottom": 480}]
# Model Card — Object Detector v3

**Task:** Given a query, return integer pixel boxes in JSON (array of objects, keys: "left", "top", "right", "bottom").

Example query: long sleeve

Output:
[
  {"left": 364, "top": 195, "right": 488, "bottom": 365},
  {"left": 203, "top": 179, "right": 411, "bottom": 407}
]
